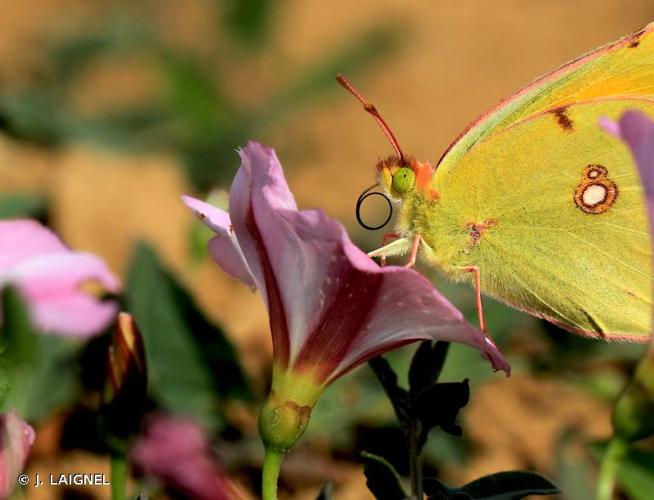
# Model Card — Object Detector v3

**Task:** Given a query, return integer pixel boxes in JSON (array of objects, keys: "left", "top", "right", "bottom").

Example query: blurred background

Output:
[{"left": 2, "top": 0, "right": 654, "bottom": 498}]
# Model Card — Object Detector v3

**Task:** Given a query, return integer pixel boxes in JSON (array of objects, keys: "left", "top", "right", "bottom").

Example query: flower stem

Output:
[
  {"left": 262, "top": 449, "right": 284, "bottom": 500},
  {"left": 110, "top": 453, "right": 127, "bottom": 500},
  {"left": 408, "top": 418, "right": 424, "bottom": 499},
  {"left": 596, "top": 437, "right": 627, "bottom": 500}
]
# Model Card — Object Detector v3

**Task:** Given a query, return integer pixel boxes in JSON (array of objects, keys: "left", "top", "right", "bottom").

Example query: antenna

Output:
[{"left": 336, "top": 74, "right": 405, "bottom": 161}]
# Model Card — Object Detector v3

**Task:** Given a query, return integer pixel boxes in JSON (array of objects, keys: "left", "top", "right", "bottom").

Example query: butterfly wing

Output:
[
  {"left": 426, "top": 98, "right": 653, "bottom": 340},
  {"left": 438, "top": 22, "right": 654, "bottom": 171}
]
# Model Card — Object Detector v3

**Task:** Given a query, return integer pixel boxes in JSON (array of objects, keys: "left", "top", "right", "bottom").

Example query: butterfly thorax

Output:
[{"left": 377, "top": 155, "right": 481, "bottom": 279}]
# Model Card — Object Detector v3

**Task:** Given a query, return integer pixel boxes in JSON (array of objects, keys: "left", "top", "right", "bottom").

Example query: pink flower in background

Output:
[
  {"left": 183, "top": 142, "right": 509, "bottom": 407},
  {"left": 131, "top": 415, "right": 235, "bottom": 500},
  {"left": 0, "top": 413, "right": 34, "bottom": 498},
  {"left": 602, "top": 111, "right": 654, "bottom": 225},
  {"left": 0, "top": 220, "right": 119, "bottom": 337}
]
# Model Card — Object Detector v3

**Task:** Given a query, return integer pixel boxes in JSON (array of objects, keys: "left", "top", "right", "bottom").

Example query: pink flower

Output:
[
  {"left": 601, "top": 111, "right": 654, "bottom": 227},
  {"left": 183, "top": 142, "right": 508, "bottom": 400},
  {"left": 0, "top": 220, "right": 119, "bottom": 337},
  {"left": 602, "top": 111, "right": 654, "bottom": 441},
  {"left": 130, "top": 415, "right": 235, "bottom": 500},
  {"left": 0, "top": 413, "right": 34, "bottom": 498}
]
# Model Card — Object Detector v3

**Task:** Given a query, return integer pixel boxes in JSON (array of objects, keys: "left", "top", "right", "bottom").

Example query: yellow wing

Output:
[
  {"left": 438, "top": 22, "right": 654, "bottom": 171},
  {"left": 422, "top": 99, "right": 653, "bottom": 340}
]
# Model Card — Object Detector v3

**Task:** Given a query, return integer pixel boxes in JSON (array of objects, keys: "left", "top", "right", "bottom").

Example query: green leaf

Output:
[
  {"left": 0, "top": 287, "right": 81, "bottom": 420},
  {"left": 617, "top": 448, "right": 654, "bottom": 500},
  {"left": 409, "top": 341, "right": 449, "bottom": 398},
  {"left": 368, "top": 356, "right": 410, "bottom": 427},
  {"left": 0, "top": 93, "right": 67, "bottom": 146},
  {"left": 126, "top": 242, "right": 249, "bottom": 431},
  {"left": 425, "top": 471, "right": 560, "bottom": 499},
  {"left": 0, "top": 287, "right": 38, "bottom": 364},
  {"left": 0, "top": 193, "right": 47, "bottom": 219},
  {"left": 361, "top": 451, "right": 407, "bottom": 500},
  {"left": 7, "top": 336, "right": 80, "bottom": 422}
]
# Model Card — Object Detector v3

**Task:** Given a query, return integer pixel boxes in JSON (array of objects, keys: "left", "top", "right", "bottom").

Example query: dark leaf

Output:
[
  {"left": 368, "top": 356, "right": 411, "bottom": 427},
  {"left": 425, "top": 471, "right": 560, "bottom": 499},
  {"left": 409, "top": 341, "right": 449, "bottom": 398},
  {"left": 362, "top": 451, "right": 408, "bottom": 500},
  {"left": 413, "top": 380, "right": 469, "bottom": 452}
]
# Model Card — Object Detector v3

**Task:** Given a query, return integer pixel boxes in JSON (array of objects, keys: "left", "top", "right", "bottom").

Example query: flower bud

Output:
[{"left": 101, "top": 312, "right": 148, "bottom": 444}]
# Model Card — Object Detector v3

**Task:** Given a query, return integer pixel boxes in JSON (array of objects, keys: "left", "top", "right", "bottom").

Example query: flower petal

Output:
[
  {"left": 603, "top": 111, "right": 654, "bottom": 355},
  {"left": 31, "top": 295, "right": 119, "bottom": 337},
  {"left": 225, "top": 141, "right": 509, "bottom": 377},
  {"left": 131, "top": 415, "right": 234, "bottom": 500},
  {"left": 602, "top": 111, "right": 654, "bottom": 223},
  {"left": 182, "top": 195, "right": 255, "bottom": 287},
  {"left": 0, "top": 220, "right": 67, "bottom": 273},
  {"left": 330, "top": 262, "right": 510, "bottom": 381},
  {"left": 293, "top": 228, "right": 510, "bottom": 382},
  {"left": 4, "top": 252, "right": 119, "bottom": 337}
]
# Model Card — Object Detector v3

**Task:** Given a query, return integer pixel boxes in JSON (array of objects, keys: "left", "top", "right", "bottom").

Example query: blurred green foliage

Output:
[
  {"left": 126, "top": 242, "right": 249, "bottom": 432},
  {"left": 0, "top": 288, "right": 80, "bottom": 422},
  {"left": 0, "top": 3, "right": 400, "bottom": 190}
]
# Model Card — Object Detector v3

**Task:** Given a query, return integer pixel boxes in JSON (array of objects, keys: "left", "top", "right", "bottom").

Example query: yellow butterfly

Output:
[{"left": 341, "top": 22, "right": 654, "bottom": 342}]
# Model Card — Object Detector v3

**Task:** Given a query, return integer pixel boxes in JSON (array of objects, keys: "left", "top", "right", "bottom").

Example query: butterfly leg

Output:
[
  {"left": 380, "top": 233, "right": 400, "bottom": 266},
  {"left": 404, "top": 235, "right": 422, "bottom": 269},
  {"left": 463, "top": 266, "right": 487, "bottom": 334}
]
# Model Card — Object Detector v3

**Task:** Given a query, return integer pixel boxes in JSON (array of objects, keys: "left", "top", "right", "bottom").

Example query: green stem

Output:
[
  {"left": 262, "top": 449, "right": 284, "bottom": 500},
  {"left": 596, "top": 437, "right": 628, "bottom": 500},
  {"left": 111, "top": 453, "right": 127, "bottom": 500},
  {"left": 408, "top": 418, "right": 424, "bottom": 499}
]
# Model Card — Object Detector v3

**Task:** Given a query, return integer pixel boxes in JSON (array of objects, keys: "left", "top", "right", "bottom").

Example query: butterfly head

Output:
[
  {"left": 377, "top": 155, "right": 438, "bottom": 202},
  {"left": 377, "top": 155, "right": 416, "bottom": 200}
]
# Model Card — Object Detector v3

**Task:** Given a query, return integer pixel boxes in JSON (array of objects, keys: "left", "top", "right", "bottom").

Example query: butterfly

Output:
[{"left": 340, "top": 22, "right": 654, "bottom": 342}]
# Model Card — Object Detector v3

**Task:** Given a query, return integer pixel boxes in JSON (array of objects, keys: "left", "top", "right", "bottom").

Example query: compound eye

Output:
[{"left": 391, "top": 167, "right": 415, "bottom": 193}]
